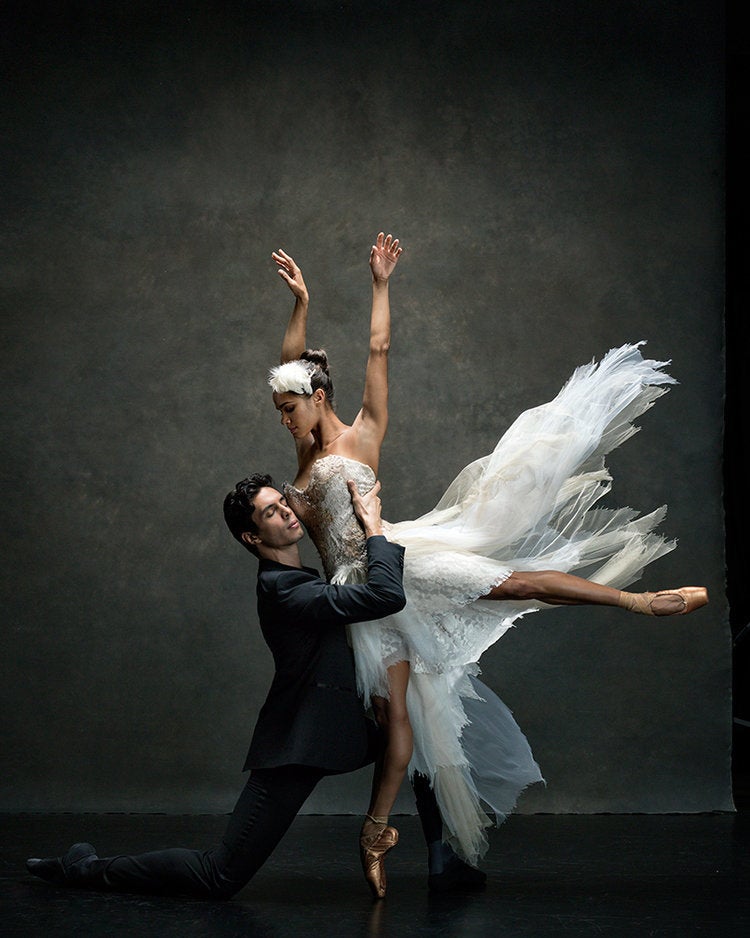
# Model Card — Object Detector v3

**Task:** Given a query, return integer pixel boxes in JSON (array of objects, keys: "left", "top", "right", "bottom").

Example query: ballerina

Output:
[{"left": 267, "top": 232, "right": 708, "bottom": 890}]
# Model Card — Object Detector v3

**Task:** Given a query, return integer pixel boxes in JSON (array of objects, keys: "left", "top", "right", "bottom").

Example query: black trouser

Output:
[
  {"left": 80, "top": 765, "right": 325, "bottom": 900},
  {"left": 411, "top": 770, "right": 443, "bottom": 845},
  {"left": 70, "top": 768, "right": 445, "bottom": 900}
]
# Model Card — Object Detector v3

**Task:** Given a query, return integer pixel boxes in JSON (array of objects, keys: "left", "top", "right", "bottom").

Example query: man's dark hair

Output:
[{"left": 223, "top": 473, "right": 276, "bottom": 557}]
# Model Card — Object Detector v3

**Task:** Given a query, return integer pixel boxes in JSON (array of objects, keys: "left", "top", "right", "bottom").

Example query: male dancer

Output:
[{"left": 27, "top": 474, "right": 484, "bottom": 899}]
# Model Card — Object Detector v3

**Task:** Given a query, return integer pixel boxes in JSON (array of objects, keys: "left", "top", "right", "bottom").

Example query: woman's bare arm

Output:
[
  {"left": 273, "top": 249, "right": 309, "bottom": 363},
  {"left": 356, "top": 232, "right": 402, "bottom": 458}
]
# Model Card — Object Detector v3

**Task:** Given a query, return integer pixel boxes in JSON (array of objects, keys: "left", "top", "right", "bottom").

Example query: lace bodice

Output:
[{"left": 284, "top": 455, "right": 377, "bottom": 584}]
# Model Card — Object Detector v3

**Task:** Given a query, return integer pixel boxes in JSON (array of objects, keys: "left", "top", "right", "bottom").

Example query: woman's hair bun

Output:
[{"left": 301, "top": 348, "right": 330, "bottom": 375}]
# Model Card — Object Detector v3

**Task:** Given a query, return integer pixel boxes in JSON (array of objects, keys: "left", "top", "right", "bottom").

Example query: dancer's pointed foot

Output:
[
  {"left": 619, "top": 586, "right": 708, "bottom": 616},
  {"left": 26, "top": 842, "right": 97, "bottom": 886},
  {"left": 360, "top": 819, "right": 399, "bottom": 899}
]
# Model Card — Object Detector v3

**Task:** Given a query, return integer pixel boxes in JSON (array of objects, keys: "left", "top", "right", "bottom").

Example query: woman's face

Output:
[{"left": 273, "top": 391, "right": 321, "bottom": 439}]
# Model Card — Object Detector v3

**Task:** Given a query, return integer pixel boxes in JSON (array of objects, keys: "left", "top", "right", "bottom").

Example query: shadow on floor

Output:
[{"left": 1, "top": 812, "right": 748, "bottom": 937}]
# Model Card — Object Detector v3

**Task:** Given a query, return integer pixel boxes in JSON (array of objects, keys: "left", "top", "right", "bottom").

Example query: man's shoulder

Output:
[
  {"left": 256, "top": 561, "right": 324, "bottom": 624},
  {"left": 257, "top": 561, "right": 320, "bottom": 593}
]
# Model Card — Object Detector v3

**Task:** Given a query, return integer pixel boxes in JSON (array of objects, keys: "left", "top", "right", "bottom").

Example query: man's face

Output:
[{"left": 249, "top": 487, "right": 304, "bottom": 550}]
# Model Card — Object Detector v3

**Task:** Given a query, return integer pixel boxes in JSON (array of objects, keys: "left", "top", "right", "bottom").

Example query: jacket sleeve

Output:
[{"left": 273, "top": 536, "right": 406, "bottom": 628}]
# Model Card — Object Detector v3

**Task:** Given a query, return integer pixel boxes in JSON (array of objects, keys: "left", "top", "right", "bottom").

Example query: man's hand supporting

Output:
[{"left": 348, "top": 479, "right": 384, "bottom": 539}]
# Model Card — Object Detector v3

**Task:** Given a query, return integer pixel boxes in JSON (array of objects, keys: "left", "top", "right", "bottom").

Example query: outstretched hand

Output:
[
  {"left": 273, "top": 249, "right": 309, "bottom": 303},
  {"left": 348, "top": 479, "right": 383, "bottom": 538},
  {"left": 369, "top": 232, "right": 402, "bottom": 284}
]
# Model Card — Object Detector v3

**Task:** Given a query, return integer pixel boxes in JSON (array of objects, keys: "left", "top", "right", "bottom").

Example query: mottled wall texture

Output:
[{"left": 1, "top": 1, "right": 728, "bottom": 815}]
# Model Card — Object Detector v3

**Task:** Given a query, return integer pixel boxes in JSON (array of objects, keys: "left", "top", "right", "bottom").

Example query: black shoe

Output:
[
  {"left": 27, "top": 842, "right": 98, "bottom": 886},
  {"left": 428, "top": 853, "right": 487, "bottom": 893}
]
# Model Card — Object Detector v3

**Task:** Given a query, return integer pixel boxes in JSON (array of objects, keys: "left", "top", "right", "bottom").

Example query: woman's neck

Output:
[{"left": 311, "top": 411, "right": 350, "bottom": 452}]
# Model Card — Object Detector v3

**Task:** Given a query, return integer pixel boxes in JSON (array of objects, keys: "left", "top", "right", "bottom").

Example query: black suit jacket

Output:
[{"left": 243, "top": 535, "right": 406, "bottom": 773}]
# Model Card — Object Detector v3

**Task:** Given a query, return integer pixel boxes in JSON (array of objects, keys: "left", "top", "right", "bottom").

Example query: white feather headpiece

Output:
[{"left": 268, "top": 360, "right": 313, "bottom": 396}]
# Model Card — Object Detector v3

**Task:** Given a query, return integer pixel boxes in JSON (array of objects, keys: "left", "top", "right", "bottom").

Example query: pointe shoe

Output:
[
  {"left": 360, "top": 824, "right": 399, "bottom": 899},
  {"left": 27, "top": 842, "right": 97, "bottom": 886},
  {"left": 620, "top": 587, "right": 709, "bottom": 616}
]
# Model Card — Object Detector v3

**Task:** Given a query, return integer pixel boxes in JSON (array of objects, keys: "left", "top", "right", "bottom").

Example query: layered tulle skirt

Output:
[{"left": 346, "top": 342, "right": 677, "bottom": 863}]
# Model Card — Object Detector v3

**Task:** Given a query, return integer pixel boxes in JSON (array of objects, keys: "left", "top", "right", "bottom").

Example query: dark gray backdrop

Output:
[{"left": 1, "top": 1, "right": 729, "bottom": 815}]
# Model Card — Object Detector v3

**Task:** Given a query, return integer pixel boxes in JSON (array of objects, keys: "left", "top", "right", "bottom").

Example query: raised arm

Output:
[
  {"left": 357, "top": 232, "right": 402, "bottom": 455},
  {"left": 273, "top": 249, "right": 309, "bottom": 363}
]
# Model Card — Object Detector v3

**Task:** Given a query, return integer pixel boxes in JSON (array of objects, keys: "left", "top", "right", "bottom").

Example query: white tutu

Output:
[{"left": 284, "top": 342, "right": 677, "bottom": 862}]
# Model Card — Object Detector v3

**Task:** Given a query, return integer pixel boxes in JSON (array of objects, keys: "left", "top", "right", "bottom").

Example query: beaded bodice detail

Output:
[{"left": 284, "top": 455, "right": 376, "bottom": 584}]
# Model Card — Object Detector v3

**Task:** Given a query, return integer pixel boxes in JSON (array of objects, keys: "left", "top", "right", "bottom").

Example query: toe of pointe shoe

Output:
[
  {"left": 656, "top": 586, "right": 709, "bottom": 615},
  {"left": 361, "top": 826, "right": 398, "bottom": 899}
]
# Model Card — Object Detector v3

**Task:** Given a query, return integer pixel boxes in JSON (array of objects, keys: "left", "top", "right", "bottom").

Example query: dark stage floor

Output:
[{"left": 1, "top": 811, "right": 748, "bottom": 937}]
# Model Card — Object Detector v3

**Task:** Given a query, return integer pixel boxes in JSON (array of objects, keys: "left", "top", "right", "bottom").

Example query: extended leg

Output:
[
  {"left": 27, "top": 765, "right": 324, "bottom": 900},
  {"left": 484, "top": 570, "right": 707, "bottom": 616}
]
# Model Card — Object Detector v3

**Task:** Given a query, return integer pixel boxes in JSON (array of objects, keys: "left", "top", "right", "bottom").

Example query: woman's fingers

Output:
[
  {"left": 272, "top": 248, "right": 297, "bottom": 272},
  {"left": 373, "top": 233, "right": 402, "bottom": 258}
]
